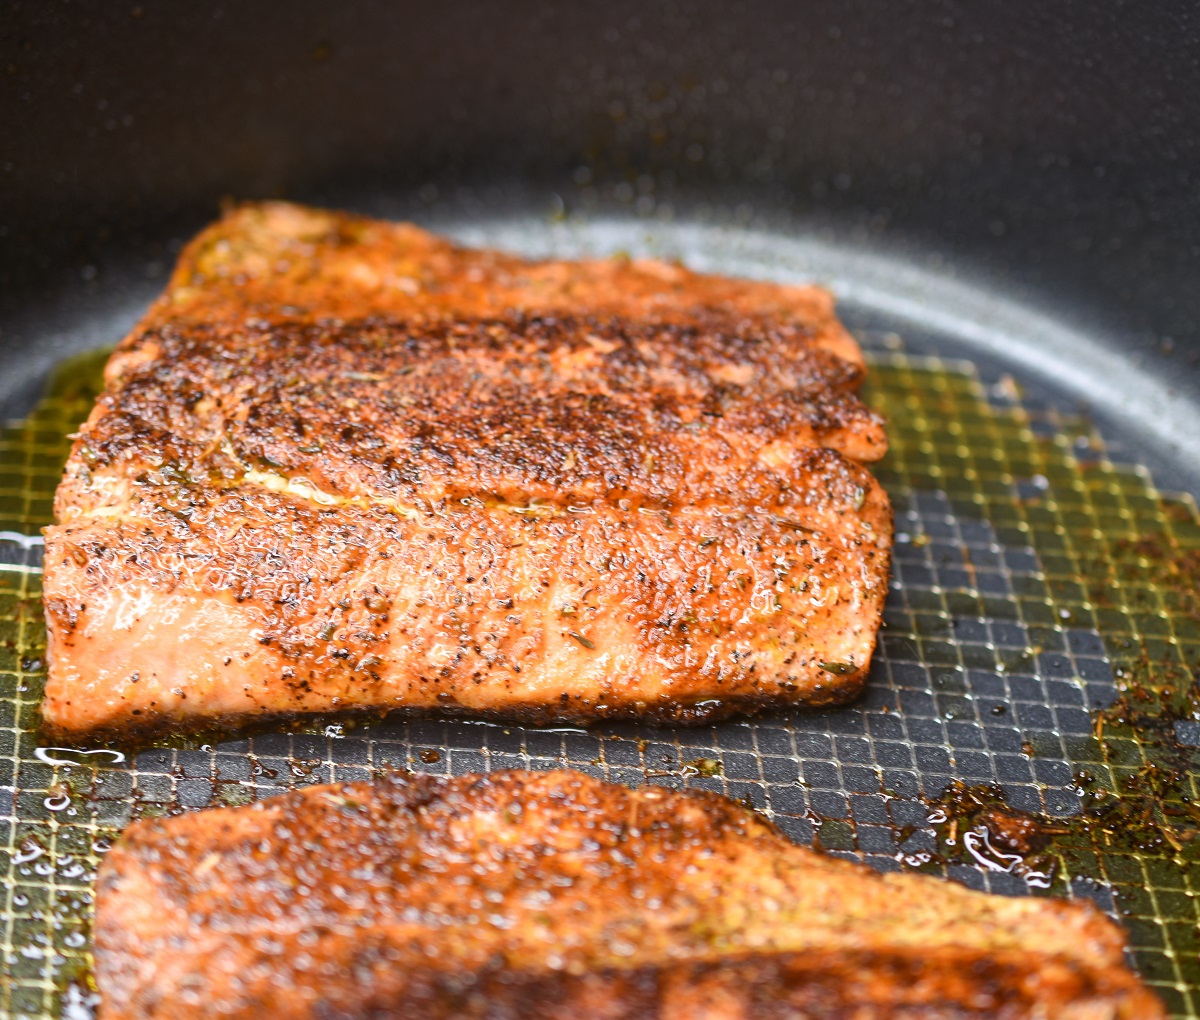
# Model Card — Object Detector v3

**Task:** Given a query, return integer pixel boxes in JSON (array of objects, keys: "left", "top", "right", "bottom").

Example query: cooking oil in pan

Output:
[
  {"left": 864, "top": 354, "right": 1199, "bottom": 1010},
  {"left": 0, "top": 342, "right": 1198, "bottom": 1018}
]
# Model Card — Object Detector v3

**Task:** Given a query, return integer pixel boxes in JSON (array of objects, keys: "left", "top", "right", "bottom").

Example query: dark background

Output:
[
  {"left": 3, "top": 0, "right": 1200, "bottom": 400},
  {"left": 4, "top": 10, "right": 1200, "bottom": 1014}
]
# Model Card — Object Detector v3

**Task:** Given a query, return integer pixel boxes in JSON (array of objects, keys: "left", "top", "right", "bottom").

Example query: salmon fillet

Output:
[
  {"left": 41, "top": 202, "right": 892, "bottom": 740},
  {"left": 93, "top": 770, "right": 1163, "bottom": 1020}
]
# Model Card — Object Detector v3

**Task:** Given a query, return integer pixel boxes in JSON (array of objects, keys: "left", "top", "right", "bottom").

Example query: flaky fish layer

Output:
[
  {"left": 94, "top": 770, "right": 1163, "bottom": 1020},
  {"left": 43, "top": 202, "right": 891, "bottom": 740}
]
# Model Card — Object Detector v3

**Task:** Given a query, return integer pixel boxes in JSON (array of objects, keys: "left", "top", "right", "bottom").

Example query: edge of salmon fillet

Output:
[
  {"left": 41, "top": 448, "right": 892, "bottom": 741},
  {"left": 93, "top": 769, "right": 1164, "bottom": 1020},
  {"left": 151, "top": 201, "right": 870, "bottom": 376},
  {"left": 42, "top": 203, "right": 892, "bottom": 742}
]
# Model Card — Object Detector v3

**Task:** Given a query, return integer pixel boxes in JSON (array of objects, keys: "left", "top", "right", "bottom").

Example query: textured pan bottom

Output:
[{"left": 0, "top": 217, "right": 1197, "bottom": 1020}]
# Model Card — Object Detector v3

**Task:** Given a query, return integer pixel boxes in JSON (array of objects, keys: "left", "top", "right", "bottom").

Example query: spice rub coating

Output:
[
  {"left": 42, "top": 202, "right": 891, "bottom": 740},
  {"left": 93, "top": 769, "right": 1163, "bottom": 1020},
  {"left": 44, "top": 447, "right": 889, "bottom": 738},
  {"left": 143, "top": 202, "right": 867, "bottom": 373},
  {"left": 69, "top": 309, "right": 884, "bottom": 518}
]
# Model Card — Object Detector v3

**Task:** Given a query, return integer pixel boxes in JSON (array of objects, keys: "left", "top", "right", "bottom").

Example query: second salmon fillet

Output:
[{"left": 42, "top": 202, "right": 892, "bottom": 740}]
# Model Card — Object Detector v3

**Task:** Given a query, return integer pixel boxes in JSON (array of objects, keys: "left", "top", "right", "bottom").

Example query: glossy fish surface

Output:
[
  {"left": 42, "top": 202, "right": 891, "bottom": 739},
  {"left": 94, "top": 770, "right": 1163, "bottom": 1019}
]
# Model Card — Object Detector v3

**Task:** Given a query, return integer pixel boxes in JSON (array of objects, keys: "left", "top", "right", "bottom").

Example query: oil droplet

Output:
[
  {"left": 420, "top": 749, "right": 442, "bottom": 764},
  {"left": 685, "top": 757, "right": 723, "bottom": 777},
  {"left": 57, "top": 859, "right": 87, "bottom": 880},
  {"left": 62, "top": 982, "right": 101, "bottom": 1020},
  {"left": 34, "top": 747, "right": 126, "bottom": 766},
  {"left": 896, "top": 851, "right": 933, "bottom": 867},
  {"left": 13, "top": 838, "right": 45, "bottom": 864},
  {"left": 962, "top": 826, "right": 1023, "bottom": 872}
]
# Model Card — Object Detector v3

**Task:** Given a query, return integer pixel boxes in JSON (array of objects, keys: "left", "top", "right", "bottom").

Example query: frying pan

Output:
[{"left": 3, "top": 2, "right": 1200, "bottom": 1017}]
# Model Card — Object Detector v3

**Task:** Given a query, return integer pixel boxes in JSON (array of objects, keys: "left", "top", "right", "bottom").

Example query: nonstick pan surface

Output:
[
  {"left": 2, "top": 209, "right": 1199, "bottom": 1019},
  {"left": 4, "top": 3, "right": 1200, "bottom": 1018}
]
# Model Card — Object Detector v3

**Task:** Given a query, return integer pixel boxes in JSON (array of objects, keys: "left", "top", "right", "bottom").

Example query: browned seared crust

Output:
[
  {"left": 70, "top": 311, "right": 884, "bottom": 507},
  {"left": 93, "top": 770, "right": 1164, "bottom": 1020},
  {"left": 42, "top": 202, "right": 892, "bottom": 740},
  {"left": 142, "top": 203, "right": 869, "bottom": 373}
]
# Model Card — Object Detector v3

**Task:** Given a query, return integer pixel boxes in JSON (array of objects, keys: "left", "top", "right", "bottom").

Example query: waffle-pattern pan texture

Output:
[{"left": 1, "top": 255, "right": 1198, "bottom": 1019}]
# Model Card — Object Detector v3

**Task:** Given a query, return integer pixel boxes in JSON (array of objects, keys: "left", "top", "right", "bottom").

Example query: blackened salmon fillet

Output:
[
  {"left": 93, "top": 770, "right": 1163, "bottom": 1020},
  {"left": 41, "top": 202, "right": 892, "bottom": 740}
]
